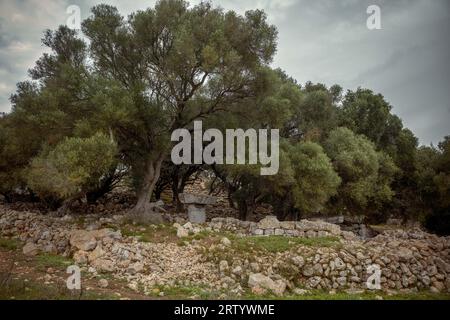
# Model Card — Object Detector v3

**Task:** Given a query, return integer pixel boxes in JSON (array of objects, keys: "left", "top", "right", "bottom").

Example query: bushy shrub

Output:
[{"left": 27, "top": 133, "right": 117, "bottom": 200}]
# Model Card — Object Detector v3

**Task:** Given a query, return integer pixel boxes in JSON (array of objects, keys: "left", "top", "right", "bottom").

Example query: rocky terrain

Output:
[{"left": 1, "top": 204, "right": 449, "bottom": 299}]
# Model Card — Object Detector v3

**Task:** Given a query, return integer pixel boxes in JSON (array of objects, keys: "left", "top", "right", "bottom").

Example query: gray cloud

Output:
[{"left": 0, "top": 0, "right": 448, "bottom": 145}]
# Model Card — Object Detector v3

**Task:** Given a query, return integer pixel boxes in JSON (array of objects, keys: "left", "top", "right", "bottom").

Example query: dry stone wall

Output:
[{"left": 208, "top": 215, "right": 352, "bottom": 239}]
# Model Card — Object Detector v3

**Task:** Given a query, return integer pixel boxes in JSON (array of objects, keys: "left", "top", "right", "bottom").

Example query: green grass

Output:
[
  {"left": 242, "top": 289, "right": 450, "bottom": 300},
  {"left": 0, "top": 277, "right": 119, "bottom": 300},
  {"left": 147, "top": 285, "right": 222, "bottom": 299},
  {"left": 232, "top": 235, "right": 341, "bottom": 253},
  {"left": 35, "top": 253, "right": 74, "bottom": 271},
  {"left": 121, "top": 224, "right": 177, "bottom": 243},
  {"left": 0, "top": 237, "right": 20, "bottom": 251}
]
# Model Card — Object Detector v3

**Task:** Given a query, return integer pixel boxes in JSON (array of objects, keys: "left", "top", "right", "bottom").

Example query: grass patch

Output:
[
  {"left": 0, "top": 237, "right": 20, "bottom": 251},
  {"left": 242, "top": 289, "right": 450, "bottom": 300},
  {"left": 121, "top": 224, "right": 177, "bottom": 243},
  {"left": 148, "top": 285, "right": 222, "bottom": 299},
  {"left": 0, "top": 277, "right": 119, "bottom": 300},
  {"left": 232, "top": 236, "right": 340, "bottom": 253},
  {"left": 35, "top": 253, "right": 74, "bottom": 271}
]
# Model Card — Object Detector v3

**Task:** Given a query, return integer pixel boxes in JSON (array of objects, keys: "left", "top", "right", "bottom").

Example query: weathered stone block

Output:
[{"left": 258, "top": 216, "right": 280, "bottom": 229}]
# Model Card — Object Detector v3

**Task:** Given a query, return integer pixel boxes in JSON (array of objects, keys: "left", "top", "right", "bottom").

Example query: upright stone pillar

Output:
[{"left": 179, "top": 193, "right": 217, "bottom": 224}]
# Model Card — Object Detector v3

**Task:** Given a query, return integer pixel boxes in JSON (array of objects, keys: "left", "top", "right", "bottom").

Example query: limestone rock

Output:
[
  {"left": 23, "top": 242, "right": 39, "bottom": 256},
  {"left": 98, "top": 279, "right": 109, "bottom": 288},
  {"left": 88, "top": 244, "right": 105, "bottom": 262},
  {"left": 70, "top": 230, "right": 97, "bottom": 251},
  {"left": 258, "top": 216, "right": 280, "bottom": 229},
  {"left": 73, "top": 250, "right": 88, "bottom": 264},
  {"left": 177, "top": 226, "right": 189, "bottom": 238},
  {"left": 221, "top": 237, "right": 231, "bottom": 246},
  {"left": 248, "top": 273, "right": 286, "bottom": 296},
  {"left": 91, "top": 258, "right": 115, "bottom": 272}
]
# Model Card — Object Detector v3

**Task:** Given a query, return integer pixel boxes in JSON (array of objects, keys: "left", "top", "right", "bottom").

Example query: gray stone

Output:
[
  {"left": 291, "top": 255, "right": 305, "bottom": 268},
  {"left": 179, "top": 193, "right": 217, "bottom": 205},
  {"left": 336, "top": 276, "right": 347, "bottom": 286},
  {"left": 88, "top": 244, "right": 105, "bottom": 262},
  {"left": 305, "top": 230, "right": 317, "bottom": 238},
  {"left": 187, "top": 204, "right": 206, "bottom": 224},
  {"left": 232, "top": 266, "right": 243, "bottom": 276},
  {"left": 98, "top": 279, "right": 109, "bottom": 288},
  {"left": 91, "top": 259, "right": 115, "bottom": 272},
  {"left": 221, "top": 237, "right": 231, "bottom": 246},
  {"left": 258, "top": 216, "right": 280, "bottom": 229},
  {"left": 176, "top": 226, "right": 189, "bottom": 238},
  {"left": 302, "top": 265, "right": 314, "bottom": 277},
  {"left": 274, "top": 228, "right": 285, "bottom": 236},
  {"left": 219, "top": 260, "right": 229, "bottom": 273},
  {"left": 23, "top": 242, "right": 39, "bottom": 256},
  {"left": 253, "top": 229, "right": 264, "bottom": 236}
]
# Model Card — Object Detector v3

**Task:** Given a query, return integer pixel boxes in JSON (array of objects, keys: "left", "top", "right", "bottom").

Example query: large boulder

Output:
[
  {"left": 248, "top": 273, "right": 286, "bottom": 296},
  {"left": 22, "top": 242, "right": 39, "bottom": 256},
  {"left": 70, "top": 230, "right": 97, "bottom": 251}
]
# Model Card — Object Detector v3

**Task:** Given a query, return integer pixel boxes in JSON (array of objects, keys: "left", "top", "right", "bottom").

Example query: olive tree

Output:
[{"left": 81, "top": 0, "right": 277, "bottom": 222}]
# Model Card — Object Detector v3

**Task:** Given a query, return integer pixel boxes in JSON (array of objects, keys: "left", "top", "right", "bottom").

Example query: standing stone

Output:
[{"left": 179, "top": 193, "right": 217, "bottom": 224}]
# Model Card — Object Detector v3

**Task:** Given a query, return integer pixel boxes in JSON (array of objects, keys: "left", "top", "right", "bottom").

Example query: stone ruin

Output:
[
  {"left": 179, "top": 193, "right": 217, "bottom": 224},
  {"left": 207, "top": 215, "right": 355, "bottom": 239}
]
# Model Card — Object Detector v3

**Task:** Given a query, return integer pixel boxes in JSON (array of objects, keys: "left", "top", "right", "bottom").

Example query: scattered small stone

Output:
[{"left": 98, "top": 279, "right": 109, "bottom": 288}]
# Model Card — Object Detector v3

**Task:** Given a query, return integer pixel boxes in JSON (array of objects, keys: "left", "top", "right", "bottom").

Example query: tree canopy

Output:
[{"left": 0, "top": 0, "right": 448, "bottom": 234}]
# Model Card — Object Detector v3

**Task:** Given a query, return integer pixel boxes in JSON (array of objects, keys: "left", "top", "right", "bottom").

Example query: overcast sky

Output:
[{"left": 0, "top": 0, "right": 449, "bottom": 145}]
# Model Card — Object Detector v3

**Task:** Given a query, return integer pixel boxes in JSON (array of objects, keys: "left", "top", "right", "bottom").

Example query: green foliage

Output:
[
  {"left": 35, "top": 253, "right": 74, "bottom": 271},
  {"left": 0, "top": 237, "right": 20, "bottom": 251},
  {"left": 324, "top": 127, "right": 397, "bottom": 215},
  {"left": 284, "top": 141, "right": 341, "bottom": 214},
  {"left": 339, "top": 88, "right": 394, "bottom": 147},
  {"left": 27, "top": 133, "right": 117, "bottom": 200},
  {"left": 78, "top": 1, "right": 278, "bottom": 211},
  {"left": 1, "top": 0, "right": 448, "bottom": 233}
]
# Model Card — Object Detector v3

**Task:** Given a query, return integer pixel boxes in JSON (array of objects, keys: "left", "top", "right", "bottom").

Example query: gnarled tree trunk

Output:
[{"left": 129, "top": 154, "right": 165, "bottom": 224}]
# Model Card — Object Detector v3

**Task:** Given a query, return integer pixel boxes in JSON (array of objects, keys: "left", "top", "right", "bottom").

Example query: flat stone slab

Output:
[{"left": 179, "top": 193, "right": 217, "bottom": 205}]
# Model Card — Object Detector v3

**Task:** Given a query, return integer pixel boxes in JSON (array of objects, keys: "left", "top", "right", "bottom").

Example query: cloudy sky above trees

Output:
[{"left": 0, "top": 0, "right": 449, "bottom": 145}]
